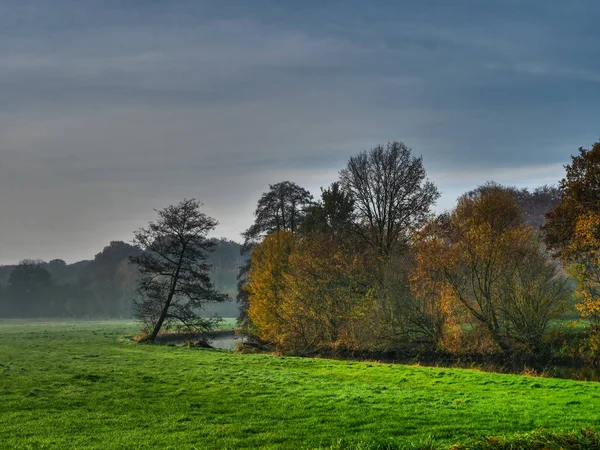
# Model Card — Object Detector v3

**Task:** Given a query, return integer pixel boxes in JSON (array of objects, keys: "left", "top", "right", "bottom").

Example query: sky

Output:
[{"left": 0, "top": 0, "right": 599, "bottom": 264}]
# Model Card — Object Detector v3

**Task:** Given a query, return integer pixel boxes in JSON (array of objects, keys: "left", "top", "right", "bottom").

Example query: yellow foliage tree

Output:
[
  {"left": 246, "top": 231, "right": 296, "bottom": 348},
  {"left": 568, "top": 212, "right": 600, "bottom": 329},
  {"left": 284, "top": 234, "right": 375, "bottom": 352},
  {"left": 409, "top": 218, "right": 455, "bottom": 347},
  {"left": 413, "top": 184, "right": 569, "bottom": 353},
  {"left": 247, "top": 230, "right": 376, "bottom": 354}
]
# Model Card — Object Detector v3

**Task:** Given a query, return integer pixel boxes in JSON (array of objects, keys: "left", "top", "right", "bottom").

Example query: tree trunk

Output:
[{"left": 148, "top": 248, "right": 186, "bottom": 343}]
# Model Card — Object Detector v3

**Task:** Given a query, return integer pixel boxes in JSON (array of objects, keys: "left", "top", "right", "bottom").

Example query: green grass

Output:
[
  {"left": 1, "top": 321, "right": 599, "bottom": 449},
  {"left": 451, "top": 427, "right": 600, "bottom": 450},
  {"left": 214, "top": 317, "right": 238, "bottom": 331}
]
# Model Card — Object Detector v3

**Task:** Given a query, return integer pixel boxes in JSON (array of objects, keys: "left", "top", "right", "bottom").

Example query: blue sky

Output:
[{"left": 0, "top": 0, "right": 598, "bottom": 263}]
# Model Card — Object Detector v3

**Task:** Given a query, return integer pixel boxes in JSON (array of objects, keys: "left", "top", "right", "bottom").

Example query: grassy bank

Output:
[{"left": 0, "top": 321, "right": 599, "bottom": 449}]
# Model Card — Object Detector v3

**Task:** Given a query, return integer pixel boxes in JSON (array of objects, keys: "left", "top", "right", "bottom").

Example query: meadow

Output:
[{"left": 1, "top": 321, "right": 599, "bottom": 449}]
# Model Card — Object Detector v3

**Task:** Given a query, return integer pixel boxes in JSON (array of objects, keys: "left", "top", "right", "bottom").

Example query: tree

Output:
[
  {"left": 246, "top": 231, "right": 375, "bottom": 354},
  {"left": 408, "top": 216, "right": 455, "bottom": 347},
  {"left": 543, "top": 141, "right": 600, "bottom": 330},
  {"left": 339, "top": 141, "right": 440, "bottom": 256},
  {"left": 242, "top": 181, "right": 313, "bottom": 248},
  {"left": 8, "top": 260, "right": 52, "bottom": 294},
  {"left": 514, "top": 185, "right": 562, "bottom": 228},
  {"left": 544, "top": 140, "right": 600, "bottom": 254},
  {"left": 415, "top": 184, "right": 569, "bottom": 353},
  {"left": 301, "top": 182, "right": 355, "bottom": 238},
  {"left": 130, "top": 199, "right": 228, "bottom": 343},
  {"left": 7, "top": 260, "right": 53, "bottom": 317},
  {"left": 46, "top": 259, "right": 68, "bottom": 280},
  {"left": 82, "top": 241, "right": 141, "bottom": 317},
  {"left": 245, "top": 231, "right": 296, "bottom": 348},
  {"left": 238, "top": 181, "right": 312, "bottom": 328},
  {"left": 498, "top": 233, "right": 570, "bottom": 352},
  {"left": 566, "top": 212, "right": 600, "bottom": 329},
  {"left": 284, "top": 233, "right": 375, "bottom": 353}
]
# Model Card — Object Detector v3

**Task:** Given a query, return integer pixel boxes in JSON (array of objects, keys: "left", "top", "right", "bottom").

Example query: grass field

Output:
[{"left": 1, "top": 321, "right": 599, "bottom": 449}]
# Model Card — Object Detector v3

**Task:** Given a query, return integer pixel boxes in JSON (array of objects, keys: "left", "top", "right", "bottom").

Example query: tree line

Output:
[
  {"left": 0, "top": 239, "right": 244, "bottom": 319},
  {"left": 3, "top": 138, "right": 598, "bottom": 359},
  {"left": 237, "top": 140, "right": 598, "bottom": 361}
]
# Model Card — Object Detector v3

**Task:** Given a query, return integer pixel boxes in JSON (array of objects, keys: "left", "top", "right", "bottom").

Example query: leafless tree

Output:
[{"left": 339, "top": 141, "right": 440, "bottom": 256}]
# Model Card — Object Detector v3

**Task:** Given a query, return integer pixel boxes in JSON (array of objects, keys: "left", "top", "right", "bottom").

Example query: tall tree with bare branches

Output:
[{"left": 339, "top": 141, "right": 440, "bottom": 256}]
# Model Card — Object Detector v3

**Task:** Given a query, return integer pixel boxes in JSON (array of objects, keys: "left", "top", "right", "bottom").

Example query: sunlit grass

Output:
[{"left": 0, "top": 321, "right": 598, "bottom": 449}]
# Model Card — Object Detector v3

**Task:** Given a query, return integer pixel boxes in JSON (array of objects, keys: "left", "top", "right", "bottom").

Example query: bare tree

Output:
[
  {"left": 131, "top": 199, "right": 228, "bottom": 343},
  {"left": 339, "top": 141, "right": 440, "bottom": 256}
]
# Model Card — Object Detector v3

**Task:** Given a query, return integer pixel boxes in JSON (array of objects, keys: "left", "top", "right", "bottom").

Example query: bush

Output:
[{"left": 582, "top": 332, "right": 600, "bottom": 366}]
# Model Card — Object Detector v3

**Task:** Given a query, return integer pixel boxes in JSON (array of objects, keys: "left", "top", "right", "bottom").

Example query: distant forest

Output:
[{"left": 0, "top": 239, "right": 246, "bottom": 319}]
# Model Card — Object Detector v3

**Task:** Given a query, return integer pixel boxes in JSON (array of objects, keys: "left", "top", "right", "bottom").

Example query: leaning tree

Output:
[{"left": 131, "top": 198, "right": 228, "bottom": 343}]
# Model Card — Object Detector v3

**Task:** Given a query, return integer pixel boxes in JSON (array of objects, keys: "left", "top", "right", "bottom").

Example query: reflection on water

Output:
[
  {"left": 156, "top": 331, "right": 244, "bottom": 350},
  {"left": 210, "top": 335, "right": 244, "bottom": 350}
]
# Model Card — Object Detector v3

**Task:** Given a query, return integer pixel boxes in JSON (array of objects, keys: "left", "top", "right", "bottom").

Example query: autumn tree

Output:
[
  {"left": 544, "top": 141, "right": 600, "bottom": 329},
  {"left": 238, "top": 181, "right": 312, "bottom": 328},
  {"left": 409, "top": 216, "right": 455, "bottom": 347},
  {"left": 131, "top": 199, "right": 228, "bottom": 343},
  {"left": 566, "top": 212, "right": 600, "bottom": 328},
  {"left": 416, "top": 184, "right": 569, "bottom": 353},
  {"left": 245, "top": 231, "right": 296, "bottom": 348},
  {"left": 544, "top": 141, "right": 600, "bottom": 253},
  {"left": 246, "top": 230, "right": 376, "bottom": 354},
  {"left": 339, "top": 141, "right": 439, "bottom": 256},
  {"left": 285, "top": 233, "right": 376, "bottom": 352}
]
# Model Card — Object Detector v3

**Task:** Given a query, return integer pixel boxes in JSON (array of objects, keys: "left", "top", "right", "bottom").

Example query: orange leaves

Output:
[
  {"left": 411, "top": 185, "right": 569, "bottom": 352},
  {"left": 568, "top": 212, "right": 600, "bottom": 328},
  {"left": 543, "top": 141, "right": 600, "bottom": 329},
  {"left": 246, "top": 231, "right": 376, "bottom": 353},
  {"left": 246, "top": 231, "right": 296, "bottom": 345},
  {"left": 571, "top": 212, "right": 600, "bottom": 256}
]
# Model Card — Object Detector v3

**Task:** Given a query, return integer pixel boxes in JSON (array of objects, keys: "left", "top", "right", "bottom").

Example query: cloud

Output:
[{"left": 0, "top": 0, "right": 598, "bottom": 263}]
